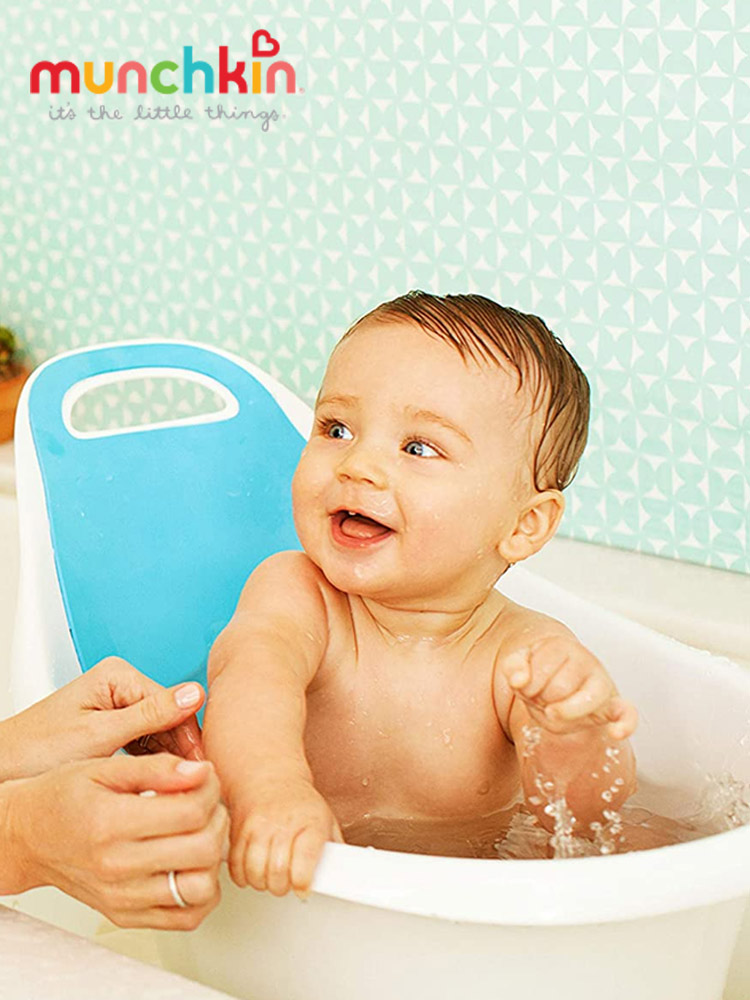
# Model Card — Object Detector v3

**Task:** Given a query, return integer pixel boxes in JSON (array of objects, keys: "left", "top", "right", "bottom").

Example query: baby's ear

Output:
[{"left": 497, "top": 490, "right": 565, "bottom": 565}]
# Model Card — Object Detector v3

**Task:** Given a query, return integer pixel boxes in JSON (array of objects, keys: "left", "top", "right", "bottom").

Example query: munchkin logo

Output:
[{"left": 30, "top": 33, "right": 299, "bottom": 96}]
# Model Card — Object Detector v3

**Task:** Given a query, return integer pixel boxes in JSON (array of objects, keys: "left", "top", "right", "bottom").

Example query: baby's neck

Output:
[{"left": 352, "top": 588, "right": 506, "bottom": 650}]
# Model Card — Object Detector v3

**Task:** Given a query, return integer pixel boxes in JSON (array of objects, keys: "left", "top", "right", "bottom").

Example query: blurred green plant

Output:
[{"left": 0, "top": 326, "right": 23, "bottom": 378}]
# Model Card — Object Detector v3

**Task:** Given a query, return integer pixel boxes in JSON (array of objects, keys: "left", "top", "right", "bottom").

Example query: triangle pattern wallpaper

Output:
[{"left": 1, "top": 0, "right": 747, "bottom": 573}]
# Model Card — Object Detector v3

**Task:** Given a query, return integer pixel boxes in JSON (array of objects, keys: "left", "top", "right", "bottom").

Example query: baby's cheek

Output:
[
  {"left": 291, "top": 465, "right": 323, "bottom": 545},
  {"left": 415, "top": 497, "right": 476, "bottom": 549},
  {"left": 292, "top": 452, "right": 322, "bottom": 507}
]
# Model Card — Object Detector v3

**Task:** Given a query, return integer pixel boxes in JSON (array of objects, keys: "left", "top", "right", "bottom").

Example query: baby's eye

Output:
[
  {"left": 321, "top": 420, "right": 353, "bottom": 441},
  {"left": 404, "top": 439, "right": 439, "bottom": 458}
]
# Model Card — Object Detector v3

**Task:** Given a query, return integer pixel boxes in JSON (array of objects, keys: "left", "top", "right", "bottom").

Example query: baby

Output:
[{"left": 203, "top": 291, "right": 638, "bottom": 898}]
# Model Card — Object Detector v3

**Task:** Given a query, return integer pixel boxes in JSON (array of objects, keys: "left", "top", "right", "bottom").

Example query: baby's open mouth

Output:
[{"left": 332, "top": 509, "right": 393, "bottom": 542}]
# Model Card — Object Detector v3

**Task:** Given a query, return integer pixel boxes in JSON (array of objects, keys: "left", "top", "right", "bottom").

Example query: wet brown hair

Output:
[{"left": 339, "top": 290, "right": 590, "bottom": 493}]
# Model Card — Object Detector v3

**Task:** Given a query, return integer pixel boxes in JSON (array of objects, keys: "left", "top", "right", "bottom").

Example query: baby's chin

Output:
[
  {"left": 310, "top": 554, "right": 455, "bottom": 607},
  {"left": 315, "top": 559, "right": 392, "bottom": 598},
  {"left": 303, "top": 550, "right": 403, "bottom": 601}
]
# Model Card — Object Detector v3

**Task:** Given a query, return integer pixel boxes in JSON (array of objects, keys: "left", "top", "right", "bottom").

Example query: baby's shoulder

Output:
[
  {"left": 253, "top": 549, "right": 328, "bottom": 588},
  {"left": 489, "top": 592, "right": 577, "bottom": 664},
  {"left": 244, "top": 550, "right": 349, "bottom": 624}
]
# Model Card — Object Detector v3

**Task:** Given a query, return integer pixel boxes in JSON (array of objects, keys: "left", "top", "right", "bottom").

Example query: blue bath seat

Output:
[{"left": 20, "top": 341, "right": 307, "bottom": 693}]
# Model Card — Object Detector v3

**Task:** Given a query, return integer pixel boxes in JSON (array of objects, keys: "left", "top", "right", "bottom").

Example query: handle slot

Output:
[{"left": 62, "top": 367, "right": 239, "bottom": 439}]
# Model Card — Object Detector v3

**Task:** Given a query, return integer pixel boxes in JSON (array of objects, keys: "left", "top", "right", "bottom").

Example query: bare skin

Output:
[
  {"left": 0, "top": 659, "right": 228, "bottom": 929},
  {"left": 204, "top": 321, "right": 638, "bottom": 899}
]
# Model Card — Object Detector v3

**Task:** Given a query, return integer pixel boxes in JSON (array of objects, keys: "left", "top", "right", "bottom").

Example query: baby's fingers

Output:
[
  {"left": 503, "top": 638, "right": 571, "bottom": 697},
  {"left": 266, "top": 830, "right": 294, "bottom": 897},
  {"left": 545, "top": 672, "right": 613, "bottom": 723},
  {"left": 604, "top": 697, "right": 638, "bottom": 741},
  {"left": 231, "top": 824, "right": 271, "bottom": 890},
  {"left": 290, "top": 826, "right": 327, "bottom": 900}
]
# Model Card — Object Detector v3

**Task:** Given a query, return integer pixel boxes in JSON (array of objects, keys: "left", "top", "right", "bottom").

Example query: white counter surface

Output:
[{"left": 0, "top": 906, "right": 231, "bottom": 1000}]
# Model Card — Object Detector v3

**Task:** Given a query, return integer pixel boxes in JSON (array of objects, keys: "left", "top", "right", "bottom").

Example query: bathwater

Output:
[{"left": 339, "top": 724, "right": 750, "bottom": 861}]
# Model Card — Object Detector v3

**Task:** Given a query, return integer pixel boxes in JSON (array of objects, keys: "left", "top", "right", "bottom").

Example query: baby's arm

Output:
[
  {"left": 203, "top": 551, "right": 343, "bottom": 899},
  {"left": 493, "top": 609, "right": 638, "bottom": 837}
]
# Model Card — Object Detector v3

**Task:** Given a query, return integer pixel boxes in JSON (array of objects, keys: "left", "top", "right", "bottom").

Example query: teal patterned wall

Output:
[{"left": 1, "top": 1, "right": 747, "bottom": 573}]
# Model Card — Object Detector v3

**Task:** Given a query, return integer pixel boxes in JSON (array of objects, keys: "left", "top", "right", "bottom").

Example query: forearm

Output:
[
  {"left": 514, "top": 708, "right": 637, "bottom": 835},
  {"left": 204, "top": 638, "right": 314, "bottom": 809}
]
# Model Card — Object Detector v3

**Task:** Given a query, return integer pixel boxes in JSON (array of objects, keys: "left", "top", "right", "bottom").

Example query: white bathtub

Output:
[
  {"left": 152, "top": 554, "right": 750, "bottom": 1000},
  {"left": 2, "top": 441, "right": 750, "bottom": 1000}
]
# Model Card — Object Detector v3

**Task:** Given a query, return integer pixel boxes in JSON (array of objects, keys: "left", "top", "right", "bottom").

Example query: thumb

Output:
[
  {"left": 101, "top": 683, "right": 206, "bottom": 750},
  {"left": 90, "top": 752, "right": 213, "bottom": 795},
  {"left": 502, "top": 648, "right": 532, "bottom": 689}
]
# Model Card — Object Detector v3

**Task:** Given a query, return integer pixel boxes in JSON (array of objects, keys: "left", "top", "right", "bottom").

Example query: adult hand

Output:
[
  {"left": 1, "top": 657, "right": 206, "bottom": 782},
  {"left": 1, "top": 753, "right": 227, "bottom": 930}
]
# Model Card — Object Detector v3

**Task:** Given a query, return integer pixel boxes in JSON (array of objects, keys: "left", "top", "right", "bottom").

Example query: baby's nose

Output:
[{"left": 336, "top": 440, "right": 388, "bottom": 488}]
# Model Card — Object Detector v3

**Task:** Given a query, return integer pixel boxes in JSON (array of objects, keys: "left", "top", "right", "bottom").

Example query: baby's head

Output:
[{"left": 292, "top": 291, "right": 590, "bottom": 607}]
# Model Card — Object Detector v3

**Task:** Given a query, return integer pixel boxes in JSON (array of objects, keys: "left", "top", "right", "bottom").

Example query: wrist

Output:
[
  {"left": 0, "top": 778, "right": 41, "bottom": 894},
  {"left": 518, "top": 725, "right": 637, "bottom": 828},
  {"left": 226, "top": 757, "right": 314, "bottom": 807},
  {"left": 0, "top": 715, "right": 25, "bottom": 782},
  {"left": 524, "top": 724, "right": 633, "bottom": 783}
]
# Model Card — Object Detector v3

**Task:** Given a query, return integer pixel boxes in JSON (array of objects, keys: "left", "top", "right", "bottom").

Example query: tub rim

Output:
[{"left": 310, "top": 822, "right": 750, "bottom": 926}]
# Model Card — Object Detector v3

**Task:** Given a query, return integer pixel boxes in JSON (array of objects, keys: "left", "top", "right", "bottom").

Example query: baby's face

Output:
[{"left": 291, "top": 320, "right": 536, "bottom": 606}]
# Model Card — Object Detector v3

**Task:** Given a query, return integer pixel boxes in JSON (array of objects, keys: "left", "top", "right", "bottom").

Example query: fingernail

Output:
[
  {"left": 175, "top": 684, "right": 201, "bottom": 708},
  {"left": 177, "top": 759, "right": 207, "bottom": 775}
]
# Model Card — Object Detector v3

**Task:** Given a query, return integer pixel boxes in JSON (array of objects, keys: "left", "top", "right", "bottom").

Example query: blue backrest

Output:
[{"left": 26, "top": 341, "right": 306, "bottom": 690}]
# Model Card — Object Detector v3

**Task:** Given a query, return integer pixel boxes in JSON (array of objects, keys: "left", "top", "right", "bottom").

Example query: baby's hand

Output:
[
  {"left": 501, "top": 634, "right": 637, "bottom": 741},
  {"left": 229, "top": 778, "right": 344, "bottom": 900}
]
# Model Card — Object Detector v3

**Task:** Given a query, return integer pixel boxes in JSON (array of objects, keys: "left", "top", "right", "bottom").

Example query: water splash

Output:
[
  {"left": 523, "top": 724, "right": 587, "bottom": 858},
  {"left": 521, "top": 723, "right": 542, "bottom": 758},
  {"left": 520, "top": 724, "right": 626, "bottom": 859},
  {"left": 589, "top": 809, "right": 624, "bottom": 855},
  {"left": 541, "top": 785, "right": 583, "bottom": 859},
  {"left": 685, "top": 772, "right": 750, "bottom": 832}
]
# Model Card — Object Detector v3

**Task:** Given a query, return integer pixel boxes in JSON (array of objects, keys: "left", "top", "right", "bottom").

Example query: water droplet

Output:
[
  {"left": 477, "top": 781, "right": 490, "bottom": 796},
  {"left": 361, "top": 777, "right": 370, "bottom": 787},
  {"left": 521, "top": 725, "right": 542, "bottom": 757}
]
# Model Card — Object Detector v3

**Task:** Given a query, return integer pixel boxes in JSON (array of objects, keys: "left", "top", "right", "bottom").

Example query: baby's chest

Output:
[{"left": 303, "top": 651, "right": 518, "bottom": 822}]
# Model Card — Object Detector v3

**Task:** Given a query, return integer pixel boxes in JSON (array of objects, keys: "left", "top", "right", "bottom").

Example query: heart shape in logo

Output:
[{"left": 252, "top": 29, "right": 280, "bottom": 58}]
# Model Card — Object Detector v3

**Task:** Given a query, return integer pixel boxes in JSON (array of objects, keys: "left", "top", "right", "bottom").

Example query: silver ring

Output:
[{"left": 167, "top": 869, "right": 188, "bottom": 909}]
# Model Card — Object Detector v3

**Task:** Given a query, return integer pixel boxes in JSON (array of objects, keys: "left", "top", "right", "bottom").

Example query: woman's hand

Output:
[
  {"left": 1, "top": 753, "right": 228, "bottom": 930},
  {"left": 0, "top": 657, "right": 206, "bottom": 781}
]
